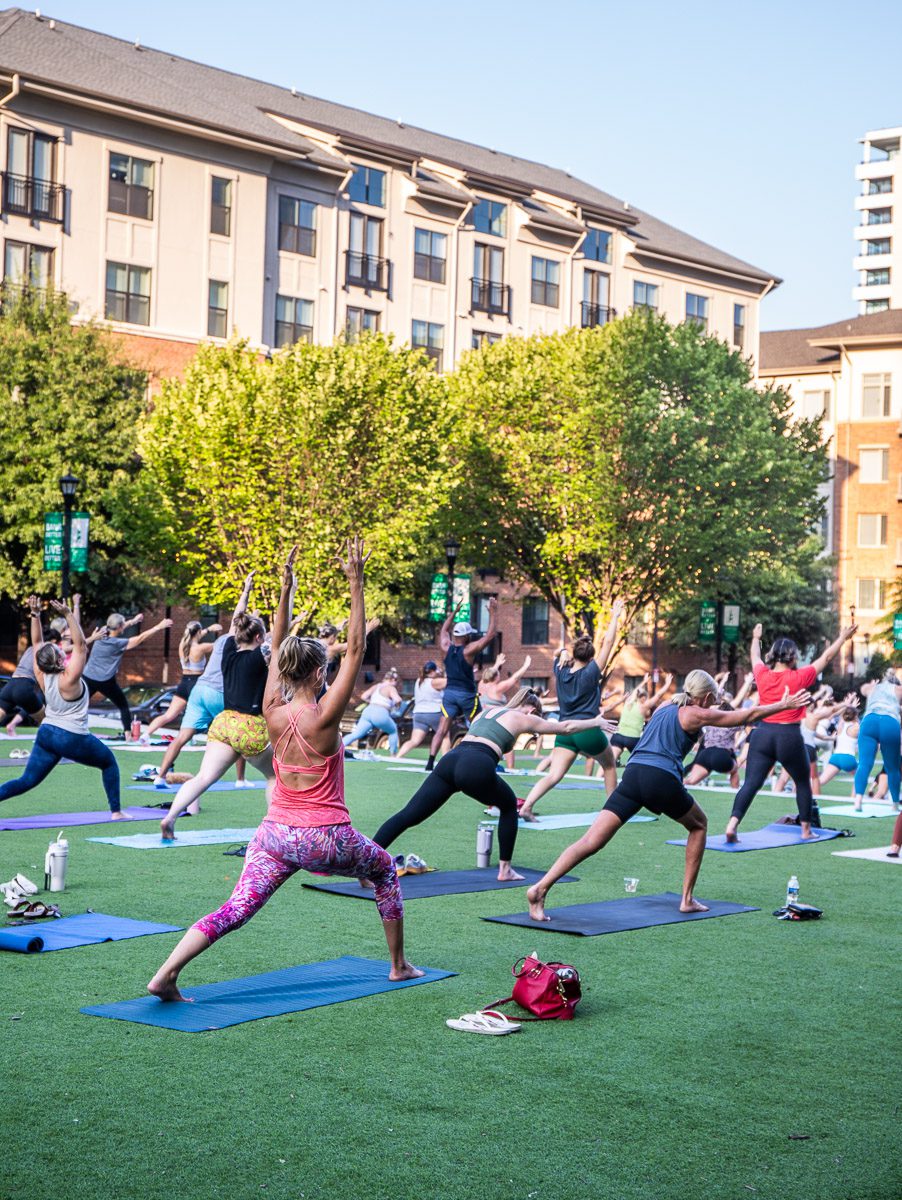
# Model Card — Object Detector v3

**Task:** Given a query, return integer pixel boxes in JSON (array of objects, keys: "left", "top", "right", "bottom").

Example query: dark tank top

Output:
[
  {"left": 444, "top": 644, "right": 476, "bottom": 694},
  {"left": 628, "top": 704, "right": 698, "bottom": 780}
]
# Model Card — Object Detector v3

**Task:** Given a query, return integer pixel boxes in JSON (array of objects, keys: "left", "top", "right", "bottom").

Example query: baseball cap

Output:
[
  {"left": 452, "top": 621, "right": 477, "bottom": 636},
  {"left": 424, "top": 660, "right": 438, "bottom": 672}
]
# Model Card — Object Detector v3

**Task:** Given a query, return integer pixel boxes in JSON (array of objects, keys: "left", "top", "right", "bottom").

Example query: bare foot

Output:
[
  {"left": 160, "top": 817, "right": 176, "bottom": 841},
  {"left": 526, "top": 883, "right": 550, "bottom": 922},
  {"left": 497, "top": 865, "right": 525, "bottom": 882},
  {"left": 147, "top": 970, "right": 192, "bottom": 1002},
  {"left": 679, "top": 897, "right": 709, "bottom": 913},
  {"left": 519, "top": 808, "right": 539, "bottom": 823},
  {"left": 389, "top": 961, "right": 426, "bottom": 981},
  {"left": 800, "top": 831, "right": 819, "bottom": 840},
  {"left": 724, "top": 829, "right": 739, "bottom": 844},
  {"left": 110, "top": 810, "right": 134, "bottom": 821}
]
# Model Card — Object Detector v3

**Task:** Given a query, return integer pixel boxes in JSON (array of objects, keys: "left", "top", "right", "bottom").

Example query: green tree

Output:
[
  {"left": 448, "top": 312, "right": 829, "bottom": 659},
  {"left": 0, "top": 289, "right": 149, "bottom": 607},
  {"left": 134, "top": 335, "right": 455, "bottom": 619}
]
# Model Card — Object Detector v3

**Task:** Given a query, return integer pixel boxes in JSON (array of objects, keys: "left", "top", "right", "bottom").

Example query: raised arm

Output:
[
  {"left": 264, "top": 547, "right": 298, "bottom": 713},
  {"left": 749, "top": 623, "right": 764, "bottom": 669},
  {"left": 595, "top": 599, "right": 624, "bottom": 671},
  {"left": 496, "top": 655, "right": 532, "bottom": 696},
  {"left": 464, "top": 596, "right": 497, "bottom": 660},
  {"left": 810, "top": 624, "right": 858, "bottom": 676},
  {"left": 731, "top": 672, "right": 755, "bottom": 709},
  {"left": 27, "top": 595, "right": 42, "bottom": 653},
  {"left": 643, "top": 673, "right": 673, "bottom": 716},
  {"left": 229, "top": 571, "right": 256, "bottom": 636},
  {"left": 438, "top": 601, "right": 462, "bottom": 653},
  {"left": 317, "top": 536, "right": 371, "bottom": 726},
  {"left": 48, "top": 599, "right": 88, "bottom": 690},
  {"left": 125, "top": 617, "right": 173, "bottom": 650}
]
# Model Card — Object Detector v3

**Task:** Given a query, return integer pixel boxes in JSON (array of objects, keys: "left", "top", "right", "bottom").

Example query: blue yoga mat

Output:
[
  {"left": 483, "top": 892, "right": 759, "bottom": 936},
  {"left": 304, "top": 866, "right": 577, "bottom": 901},
  {"left": 0, "top": 911, "right": 182, "bottom": 954},
  {"left": 128, "top": 781, "right": 267, "bottom": 793},
  {"left": 88, "top": 827, "right": 259, "bottom": 849},
  {"left": 667, "top": 822, "right": 844, "bottom": 853},
  {"left": 81, "top": 955, "right": 455, "bottom": 1031}
]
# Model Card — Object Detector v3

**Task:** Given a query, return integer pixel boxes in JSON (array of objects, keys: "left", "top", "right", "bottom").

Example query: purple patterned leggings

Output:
[{"left": 194, "top": 819, "right": 403, "bottom": 943}]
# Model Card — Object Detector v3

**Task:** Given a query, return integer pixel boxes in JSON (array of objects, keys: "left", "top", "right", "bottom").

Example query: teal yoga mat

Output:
[
  {"left": 0, "top": 911, "right": 182, "bottom": 954},
  {"left": 88, "top": 827, "right": 259, "bottom": 849},
  {"left": 819, "top": 804, "right": 896, "bottom": 819},
  {"left": 81, "top": 955, "right": 456, "bottom": 1030}
]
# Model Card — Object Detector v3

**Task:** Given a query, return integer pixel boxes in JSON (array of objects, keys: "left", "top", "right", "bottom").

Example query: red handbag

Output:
[{"left": 488, "top": 954, "right": 582, "bottom": 1021}]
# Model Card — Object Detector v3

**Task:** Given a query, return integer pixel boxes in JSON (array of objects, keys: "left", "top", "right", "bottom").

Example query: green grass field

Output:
[{"left": 1, "top": 745, "right": 898, "bottom": 1200}]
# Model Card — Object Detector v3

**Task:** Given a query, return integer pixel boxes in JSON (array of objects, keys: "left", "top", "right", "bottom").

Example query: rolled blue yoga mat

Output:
[
  {"left": 0, "top": 911, "right": 182, "bottom": 953},
  {"left": 81, "top": 955, "right": 456, "bottom": 1031}
]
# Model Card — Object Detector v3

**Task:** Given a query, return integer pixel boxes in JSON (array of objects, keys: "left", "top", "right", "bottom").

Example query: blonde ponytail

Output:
[{"left": 672, "top": 669, "right": 717, "bottom": 707}]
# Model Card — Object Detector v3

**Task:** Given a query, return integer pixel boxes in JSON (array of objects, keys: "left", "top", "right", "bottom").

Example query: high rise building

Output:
[{"left": 855, "top": 127, "right": 901, "bottom": 315}]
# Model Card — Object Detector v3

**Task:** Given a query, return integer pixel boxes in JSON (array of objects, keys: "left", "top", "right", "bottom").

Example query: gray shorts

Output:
[{"left": 413, "top": 713, "right": 441, "bottom": 735}]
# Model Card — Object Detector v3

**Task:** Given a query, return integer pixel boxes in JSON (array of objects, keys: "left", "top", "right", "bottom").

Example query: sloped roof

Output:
[
  {"left": 760, "top": 309, "right": 902, "bottom": 371},
  {"left": 0, "top": 7, "right": 778, "bottom": 285}
]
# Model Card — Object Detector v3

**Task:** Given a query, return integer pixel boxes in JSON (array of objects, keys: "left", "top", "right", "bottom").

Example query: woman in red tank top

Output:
[{"left": 148, "top": 538, "right": 421, "bottom": 1002}]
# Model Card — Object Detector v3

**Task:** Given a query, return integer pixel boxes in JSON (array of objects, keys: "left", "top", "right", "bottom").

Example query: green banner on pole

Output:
[
  {"left": 894, "top": 613, "right": 902, "bottom": 651},
  {"left": 43, "top": 512, "right": 63, "bottom": 571},
  {"left": 43, "top": 510, "right": 90, "bottom": 572},
  {"left": 699, "top": 600, "right": 717, "bottom": 644},
  {"left": 722, "top": 603, "right": 741, "bottom": 644},
  {"left": 429, "top": 573, "right": 471, "bottom": 622},
  {"left": 70, "top": 512, "right": 89, "bottom": 571}
]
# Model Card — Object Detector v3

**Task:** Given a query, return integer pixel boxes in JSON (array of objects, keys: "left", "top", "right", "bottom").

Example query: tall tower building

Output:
[{"left": 855, "top": 127, "right": 901, "bottom": 314}]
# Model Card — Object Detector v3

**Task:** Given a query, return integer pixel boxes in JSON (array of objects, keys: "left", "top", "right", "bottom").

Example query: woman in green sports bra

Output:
[
  {"left": 373, "top": 689, "right": 613, "bottom": 881},
  {"left": 608, "top": 673, "right": 673, "bottom": 763}
]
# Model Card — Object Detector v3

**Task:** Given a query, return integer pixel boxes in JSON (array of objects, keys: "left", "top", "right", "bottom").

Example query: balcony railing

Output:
[
  {"left": 471, "top": 277, "right": 510, "bottom": 315},
  {"left": 2, "top": 172, "right": 64, "bottom": 222},
  {"left": 345, "top": 251, "right": 389, "bottom": 292},
  {"left": 580, "top": 302, "right": 615, "bottom": 328}
]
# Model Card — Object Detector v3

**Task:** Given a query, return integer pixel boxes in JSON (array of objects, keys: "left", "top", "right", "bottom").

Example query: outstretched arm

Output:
[
  {"left": 594, "top": 599, "right": 624, "bottom": 671},
  {"left": 48, "top": 599, "right": 88, "bottom": 691},
  {"left": 26, "top": 596, "right": 44, "bottom": 689},
  {"left": 749, "top": 623, "right": 764, "bottom": 669},
  {"left": 811, "top": 624, "right": 858, "bottom": 675},
  {"left": 465, "top": 596, "right": 497, "bottom": 660},
  {"left": 125, "top": 618, "right": 173, "bottom": 650},
  {"left": 438, "top": 601, "right": 462, "bottom": 653},
  {"left": 317, "top": 537, "right": 371, "bottom": 726},
  {"left": 496, "top": 655, "right": 532, "bottom": 696},
  {"left": 228, "top": 571, "right": 255, "bottom": 636},
  {"left": 643, "top": 673, "right": 673, "bottom": 716},
  {"left": 264, "top": 547, "right": 297, "bottom": 713},
  {"left": 731, "top": 672, "right": 755, "bottom": 709},
  {"left": 681, "top": 687, "right": 812, "bottom": 733}
]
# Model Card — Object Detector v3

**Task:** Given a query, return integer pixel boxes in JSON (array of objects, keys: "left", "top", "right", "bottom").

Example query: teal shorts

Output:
[{"left": 554, "top": 727, "right": 609, "bottom": 758}]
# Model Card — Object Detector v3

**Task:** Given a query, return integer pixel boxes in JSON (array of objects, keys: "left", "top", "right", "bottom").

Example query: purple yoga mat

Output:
[{"left": 0, "top": 807, "right": 170, "bottom": 830}]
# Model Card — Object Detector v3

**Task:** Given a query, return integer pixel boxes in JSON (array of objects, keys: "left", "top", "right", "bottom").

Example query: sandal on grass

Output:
[
  {"left": 8, "top": 902, "right": 61, "bottom": 921},
  {"left": 445, "top": 1010, "right": 522, "bottom": 1035}
]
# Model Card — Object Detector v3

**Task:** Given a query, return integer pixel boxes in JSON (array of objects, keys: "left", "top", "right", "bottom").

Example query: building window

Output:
[
  {"left": 802, "top": 389, "right": 830, "bottom": 422},
  {"left": 685, "top": 293, "right": 708, "bottom": 328},
  {"left": 866, "top": 208, "right": 892, "bottom": 225},
  {"left": 348, "top": 164, "right": 386, "bottom": 207},
  {"left": 865, "top": 268, "right": 891, "bottom": 286},
  {"left": 413, "top": 228, "right": 447, "bottom": 284},
  {"left": 207, "top": 280, "right": 228, "bottom": 338},
  {"left": 473, "top": 198, "right": 507, "bottom": 238},
  {"left": 859, "top": 447, "right": 889, "bottom": 483},
  {"left": 4, "top": 127, "right": 61, "bottom": 221},
  {"left": 346, "top": 306, "right": 380, "bottom": 341},
  {"left": 105, "top": 261, "right": 150, "bottom": 325},
  {"left": 278, "top": 196, "right": 317, "bottom": 257},
  {"left": 582, "top": 270, "right": 611, "bottom": 326},
  {"left": 275, "top": 295, "right": 313, "bottom": 347},
  {"left": 412, "top": 320, "right": 443, "bottom": 370},
  {"left": 858, "top": 513, "right": 888, "bottom": 547},
  {"left": 868, "top": 178, "right": 893, "bottom": 194},
  {"left": 733, "top": 304, "right": 746, "bottom": 349},
  {"left": 472, "top": 243, "right": 508, "bottom": 313},
  {"left": 3, "top": 240, "right": 53, "bottom": 291},
  {"left": 633, "top": 280, "right": 658, "bottom": 310},
  {"left": 862, "top": 373, "right": 892, "bottom": 418},
  {"left": 347, "top": 213, "right": 387, "bottom": 289},
  {"left": 531, "top": 256, "right": 560, "bottom": 307},
  {"left": 582, "top": 227, "right": 612, "bottom": 264},
  {"left": 108, "top": 152, "right": 154, "bottom": 220},
  {"left": 865, "top": 238, "right": 892, "bottom": 255},
  {"left": 521, "top": 598, "right": 550, "bottom": 645},
  {"left": 866, "top": 299, "right": 891, "bottom": 313},
  {"left": 472, "top": 330, "right": 502, "bottom": 349},
  {"left": 210, "top": 177, "right": 232, "bottom": 237},
  {"left": 857, "top": 578, "right": 887, "bottom": 611}
]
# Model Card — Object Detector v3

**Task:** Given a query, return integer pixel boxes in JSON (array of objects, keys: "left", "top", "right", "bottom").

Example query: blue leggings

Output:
[
  {"left": 854, "top": 713, "right": 901, "bottom": 804},
  {"left": 0, "top": 723, "right": 121, "bottom": 811},
  {"left": 342, "top": 705, "right": 398, "bottom": 755}
]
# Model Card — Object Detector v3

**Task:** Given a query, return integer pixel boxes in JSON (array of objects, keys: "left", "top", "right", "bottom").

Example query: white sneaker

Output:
[{"left": 153, "top": 776, "right": 169, "bottom": 790}]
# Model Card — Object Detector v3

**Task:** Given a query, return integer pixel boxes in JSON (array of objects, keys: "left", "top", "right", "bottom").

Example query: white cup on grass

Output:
[{"left": 624, "top": 877, "right": 639, "bottom": 893}]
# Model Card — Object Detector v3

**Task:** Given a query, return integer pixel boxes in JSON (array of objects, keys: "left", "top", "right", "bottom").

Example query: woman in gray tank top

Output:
[
  {"left": 853, "top": 669, "right": 902, "bottom": 811},
  {"left": 0, "top": 597, "right": 126, "bottom": 818}
]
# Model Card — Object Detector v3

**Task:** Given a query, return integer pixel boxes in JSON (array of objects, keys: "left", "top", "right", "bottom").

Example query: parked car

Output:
[{"left": 88, "top": 684, "right": 177, "bottom": 724}]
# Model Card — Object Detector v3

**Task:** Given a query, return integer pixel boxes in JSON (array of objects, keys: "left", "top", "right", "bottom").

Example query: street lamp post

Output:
[
  {"left": 59, "top": 473, "right": 78, "bottom": 604},
  {"left": 444, "top": 536, "right": 460, "bottom": 615},
  {"left": 864, "top": 632, "right": 871, "bottom": 666}
]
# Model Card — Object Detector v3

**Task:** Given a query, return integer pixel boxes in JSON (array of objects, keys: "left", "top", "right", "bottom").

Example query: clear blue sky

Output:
[{"left": 43, "top": 0, "right": 902, "bottom": 329}]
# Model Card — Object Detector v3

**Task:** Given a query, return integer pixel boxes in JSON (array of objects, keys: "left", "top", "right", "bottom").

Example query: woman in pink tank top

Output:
[{"left": 148, "top": 537, "right": 421, "bottom": 1002}]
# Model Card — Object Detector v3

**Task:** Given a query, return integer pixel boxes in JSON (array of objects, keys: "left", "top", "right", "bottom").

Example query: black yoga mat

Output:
[
  {"left": 482, "top": 892, "right": 759, "bottom": 936},
  {"left": 303, "top": 867, "right": 577, "bottom": 901}
]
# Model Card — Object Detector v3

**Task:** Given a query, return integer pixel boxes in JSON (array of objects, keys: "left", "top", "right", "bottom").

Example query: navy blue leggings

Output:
[
  {"left": 854, "top": 713, "right": 901, "bottom": 804},
  {"left": 0, "top": 723, "right": 121, "bottom": 811}
]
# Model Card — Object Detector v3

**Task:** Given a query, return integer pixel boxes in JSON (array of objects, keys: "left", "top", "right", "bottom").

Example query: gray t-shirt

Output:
[
  {"left": 84, "top": 636, "right": 130, "bottom": 682},
  {"left": 12, "top": 647, "right": 35, "bottom": 682},
  {"left": 198, "top": 634, "right": 229, "bottom": 694}
]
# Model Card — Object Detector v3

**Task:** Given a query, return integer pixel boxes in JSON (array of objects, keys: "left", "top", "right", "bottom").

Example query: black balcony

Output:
[
  {"left": 2, "top": 172, "right": 64, "bottom": 222},
  {"left": 345, "top": 251, "right": 389, "bottom": 291},
  {"left": 580, "top": 302, "right": 615, "bottom": 327},
  {"left": 471, "top": 277, "right": 510, "bottom": 315}
]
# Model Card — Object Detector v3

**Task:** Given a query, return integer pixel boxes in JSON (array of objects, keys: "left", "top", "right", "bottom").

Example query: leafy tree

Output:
[
  {"left": 0, "top": 289, "right": 149, "bottom": 607},
  {"left": 133, "top": 335, "right": 455, "bottom": 619},
  {"left": 448, "top": 312, "right": 829, "bottom": 661}
]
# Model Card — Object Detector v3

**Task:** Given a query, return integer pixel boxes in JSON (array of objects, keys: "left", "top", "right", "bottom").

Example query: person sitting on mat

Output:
[
  {"left": 148, "top": 537, "right": 421, "bottom": 1002},
  {"left": 372, "top": 690, "right": 616, "bottom": 882},
  {"left": 525, "top": 670, "right": 811, "bottom": 922}
]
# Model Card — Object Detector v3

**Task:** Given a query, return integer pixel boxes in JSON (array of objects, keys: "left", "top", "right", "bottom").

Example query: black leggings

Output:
[
  {"left": 83, "top": 675, "right": 130, "bottom": 734},
  {"left": 373, "top": 742, "right": 519, "bottom": 861},
  {"left": 732, "top": 723, "right": 813, "bottom": 823}
]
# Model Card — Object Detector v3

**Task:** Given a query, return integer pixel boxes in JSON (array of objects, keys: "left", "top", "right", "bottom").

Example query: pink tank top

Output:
[{"left": 266, "top": 702, "right": 350, "bottom": 828}]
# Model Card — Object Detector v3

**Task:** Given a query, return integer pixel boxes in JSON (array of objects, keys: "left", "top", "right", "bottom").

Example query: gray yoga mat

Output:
[{"left": 304, "top": 867, "right": 577, "bottom": 901}]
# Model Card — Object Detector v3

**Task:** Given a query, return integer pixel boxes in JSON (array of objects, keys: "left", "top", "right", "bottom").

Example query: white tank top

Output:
[
  {"left": 414, "top": 678, "right": 443, "bottom": 714},
  {"left": 42, "top": 674, "right": 90, "bottom": 735},
  {"left": 367, "top": 684, "right": 394, "bottom": 710},
  {"left": 865, "top": 681, "right": 901, "bottom": 721},
  {"left": 834, "top": 722, "right": 858, "bottom": 757}
]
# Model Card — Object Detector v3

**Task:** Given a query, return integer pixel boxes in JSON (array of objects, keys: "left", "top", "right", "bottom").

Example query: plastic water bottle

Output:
[
  {"left": 130, "top": 717, "right": 142, "bottom": 741},
  {"left": 45, "top": 831, "right": 69, "bottom": 893},
  {"left": 786, "top": 874, "right": 799, "bottom": 908},
  {"left": 476, "top": 822, "right": 494, "bottom": 868}
]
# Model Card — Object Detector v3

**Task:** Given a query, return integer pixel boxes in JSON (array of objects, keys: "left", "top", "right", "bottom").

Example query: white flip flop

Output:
[{"left": 445, "top": 1009, "right": 521, "bottom": 1035}]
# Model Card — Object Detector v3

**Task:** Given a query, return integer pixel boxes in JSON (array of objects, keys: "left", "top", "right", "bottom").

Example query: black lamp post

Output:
[
  {"left": 444, "top": 535, "right": 460, "bottom": 615},
  {"left": 59, "top": 473, "right": 78, "bottom": 604},
  {"left": 864, "top": 632, "right": 871, "bottom": 666}
]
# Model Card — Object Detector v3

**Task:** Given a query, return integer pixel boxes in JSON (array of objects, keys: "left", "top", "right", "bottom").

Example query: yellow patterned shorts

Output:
[{"left": 207, "top": 710, "right": 269, "bottom": 758}]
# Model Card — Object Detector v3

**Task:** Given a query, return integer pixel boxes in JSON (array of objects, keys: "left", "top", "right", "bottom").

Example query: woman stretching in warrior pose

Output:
[
  {"left": 608, "top": 672, "right": 673, "bottom": 763},
  {"left": 478, "top": 652, "right": 532, "bottom": 769},
  {"left": 373, "top": 691, "right": 615, "bottom": 881},
  {"left": 141, "top": 619, "right": 222, "bottom": 742},
  {"left": 519, "top": 604, "right": 623, "bottom": 821},
  {"left": 526, "top": 671, "right": 811, "bottom": 922},
  {"left": 0, "top": 598, "right": 128, "bottom": 818},
  {"left": 724, "top": 621, "right": 856, "bottom": 843},
  {"left": 148, "top": 539, "right": 420, "bottom": 1000}
]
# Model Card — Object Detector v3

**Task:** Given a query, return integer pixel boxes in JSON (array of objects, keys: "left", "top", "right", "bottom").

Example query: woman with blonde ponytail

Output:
[
  {"left": 141, "top": 619, "right": 221, "bottom": 741},
  {"left": 526, "top": 669, "right": 812, "bottom": 922}
]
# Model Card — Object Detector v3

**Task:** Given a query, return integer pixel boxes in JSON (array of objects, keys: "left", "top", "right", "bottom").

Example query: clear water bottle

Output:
[
  {"left": 786, "top": 874, "right": 799, "bottom": 907},
  {"left": 476, "top": 822, "right": 494, "bottom": 868}
]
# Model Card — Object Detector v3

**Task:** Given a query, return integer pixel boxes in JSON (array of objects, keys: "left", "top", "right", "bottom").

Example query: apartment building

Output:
[
  {"left": 854, "top": 126, "right": 901, "bottom": 316},
  {"left": 0, "top": 8, "right": 778, "bottom": 383},
  {"left": 759, "top": 310, "right": 902, "bottom": 671}
]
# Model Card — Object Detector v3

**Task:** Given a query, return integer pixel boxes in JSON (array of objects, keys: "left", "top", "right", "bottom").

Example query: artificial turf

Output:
[{"left": 0, "top": 746, "right": 898, "bottom": 1200}]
